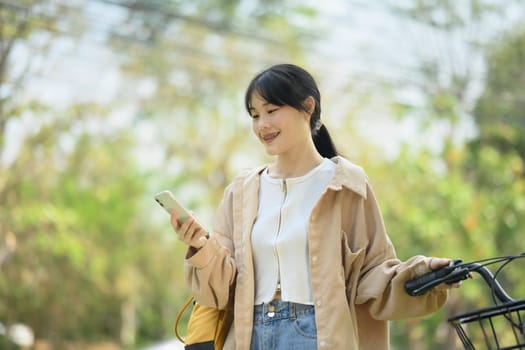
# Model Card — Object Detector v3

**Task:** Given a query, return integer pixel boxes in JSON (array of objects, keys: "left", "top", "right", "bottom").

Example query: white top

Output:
[{"left": 252, "top": 158, "right": 336, "bottom": 305}]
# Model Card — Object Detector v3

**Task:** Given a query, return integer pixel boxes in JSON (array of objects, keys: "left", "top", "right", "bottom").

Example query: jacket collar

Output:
[
  {"left": 327, "top": 156, "right": 367, "bottom": 198},
  {"left": 240, "top": 156, "right": 367, "bottom": 199}
]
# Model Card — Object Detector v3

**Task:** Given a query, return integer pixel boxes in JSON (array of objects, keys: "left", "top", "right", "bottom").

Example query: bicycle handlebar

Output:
[
  {"left": 405, "top": 259, "right": 516, "bottom": 303},
  {"left": 464, "top": 262, "right": 514, "bottom": 303},
  {"left": 405, "top": 259, "right": 470, "bottom": 297}
]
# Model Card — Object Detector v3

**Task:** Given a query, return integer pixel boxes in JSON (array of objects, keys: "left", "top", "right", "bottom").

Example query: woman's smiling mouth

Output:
[{"left": 262, "top": 132, "right": 280, "bottom": 143}]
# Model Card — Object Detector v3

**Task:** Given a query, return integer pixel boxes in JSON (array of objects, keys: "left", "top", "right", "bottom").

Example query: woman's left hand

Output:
[{"left": 429, "top": 257, "right": 471, "bottom": 290}]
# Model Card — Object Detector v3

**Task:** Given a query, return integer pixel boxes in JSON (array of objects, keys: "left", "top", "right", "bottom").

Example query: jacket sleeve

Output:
[
  {"left": 352, "top": 182, "right": 448, "bottom": 320},
  {"left": 183, "top": 182, "right": 237, "bottom": 310}
]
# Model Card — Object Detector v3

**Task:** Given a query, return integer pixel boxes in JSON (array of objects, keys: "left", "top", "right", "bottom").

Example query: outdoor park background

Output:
[{"left": 1, "top": 0, "right": 525, "bottom": 349}]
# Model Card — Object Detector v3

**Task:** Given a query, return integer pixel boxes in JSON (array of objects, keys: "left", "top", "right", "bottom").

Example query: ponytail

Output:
[{"left": 313, "top": 124, "right": 338, "bottom": 158}]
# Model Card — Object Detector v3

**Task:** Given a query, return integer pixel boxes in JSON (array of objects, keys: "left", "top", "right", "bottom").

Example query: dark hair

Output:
[{"left": 245, "top": 63, "right": 338, "bottom": 158}]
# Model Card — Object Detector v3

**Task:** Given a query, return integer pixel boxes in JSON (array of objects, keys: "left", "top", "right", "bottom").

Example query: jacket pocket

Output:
[{"left": 340, "top": 230, "right": 364, "bottom": 301}]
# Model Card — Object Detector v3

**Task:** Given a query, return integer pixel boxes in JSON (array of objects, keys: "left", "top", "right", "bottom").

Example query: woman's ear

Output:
[{"left": 303, "top": 96, "right": 315, "bottom": 116}]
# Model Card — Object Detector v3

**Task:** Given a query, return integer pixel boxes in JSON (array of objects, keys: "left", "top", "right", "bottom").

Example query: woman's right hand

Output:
[{"left": 170, "top": 210, "right": 207, "bottom": 249}]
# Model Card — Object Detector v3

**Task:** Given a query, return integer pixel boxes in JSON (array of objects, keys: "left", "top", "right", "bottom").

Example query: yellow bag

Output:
[{"left": 175, "top": 295, "right": 233, "bottom": 350}]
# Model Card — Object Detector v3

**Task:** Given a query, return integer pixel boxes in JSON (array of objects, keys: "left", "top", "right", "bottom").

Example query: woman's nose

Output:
[{"left": 257, "top": 114, "right": 270, "bottom": 129}]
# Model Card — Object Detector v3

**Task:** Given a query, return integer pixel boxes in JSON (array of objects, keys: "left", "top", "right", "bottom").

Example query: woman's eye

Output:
[
  {"left": 268, "top": 108, "right": 278, "bottom": 114},
  {"left": 250, "top": 114, "right": 259, "bottom": 119}
]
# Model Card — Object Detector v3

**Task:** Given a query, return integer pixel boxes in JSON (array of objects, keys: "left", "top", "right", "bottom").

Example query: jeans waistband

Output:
[{"left": 253, "top": 300, "right": 314, "bottom": 323}]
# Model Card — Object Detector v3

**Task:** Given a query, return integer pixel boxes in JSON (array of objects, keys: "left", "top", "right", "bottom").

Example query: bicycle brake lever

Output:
[
  {"left": 444, "top": 267, "right": 471, "bottom": 285},
  {"left": 405, "top": 259, "right": 467, "bottom": 296}
]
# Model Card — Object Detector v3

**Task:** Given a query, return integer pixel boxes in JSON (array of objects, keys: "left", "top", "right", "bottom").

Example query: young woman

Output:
[{"left": 172, "top": 63, "right": 456, "bottom": 349}]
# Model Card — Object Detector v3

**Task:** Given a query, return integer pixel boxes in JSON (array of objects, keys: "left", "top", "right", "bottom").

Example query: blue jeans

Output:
[{"left": 250, "top": 300, "right": 317, "bottom": 350}]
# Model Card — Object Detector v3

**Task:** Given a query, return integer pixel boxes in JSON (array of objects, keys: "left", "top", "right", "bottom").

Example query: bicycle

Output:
[{"left": 405, "top": 253, "right": 525, "bottom": 350}]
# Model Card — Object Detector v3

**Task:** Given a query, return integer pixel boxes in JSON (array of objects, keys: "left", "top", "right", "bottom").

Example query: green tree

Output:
[
  {"left": 0, "top": 1, "right": 189, "bottom": 347},
  {"left": 464, "top": 24, "right": 525, "bottom": 303},
  {"left": 472, "top": 25, "right": 525, "bottom": 161},
  {"left": 380, "top": 1, "right": 525, "bottom": 349}
]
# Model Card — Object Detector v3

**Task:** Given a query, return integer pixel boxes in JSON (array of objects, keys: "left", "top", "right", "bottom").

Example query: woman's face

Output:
[{"left": 249, "top": 92, "right": 312, "bottom": 157}]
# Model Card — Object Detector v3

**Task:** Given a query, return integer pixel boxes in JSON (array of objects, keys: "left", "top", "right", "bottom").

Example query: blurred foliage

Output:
[
  {"left": 1, "top": 0, "right": 525, "bottom": 349},
  {"left": 381, "top": 1, "right": 525, "bottom": 348},
  {"left": 473, "top": 25, "right": 525, "bottom": 163}
]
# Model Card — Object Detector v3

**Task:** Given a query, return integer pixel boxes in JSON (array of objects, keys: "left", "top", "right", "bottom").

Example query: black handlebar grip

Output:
[{"left": 405, "top": 259, "right": 463, "bottom": 296}]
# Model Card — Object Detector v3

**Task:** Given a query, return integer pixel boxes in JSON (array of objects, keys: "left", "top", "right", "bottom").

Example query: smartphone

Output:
[{"left": 154, "top": 190, "right": 207, "bottom": 230}]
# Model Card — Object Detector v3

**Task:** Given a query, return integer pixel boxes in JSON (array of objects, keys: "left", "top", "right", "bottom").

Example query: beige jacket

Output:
[{"left": 185, "top": 156, "right": 447, "bottom": 349}]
